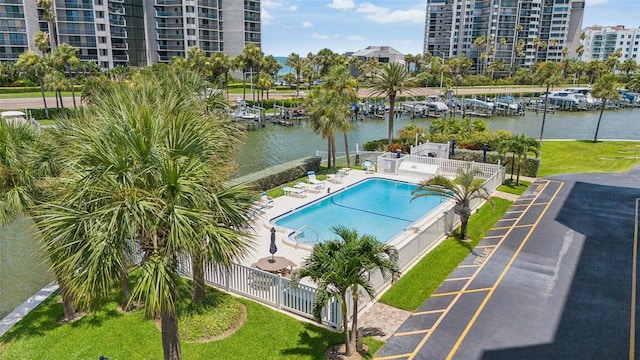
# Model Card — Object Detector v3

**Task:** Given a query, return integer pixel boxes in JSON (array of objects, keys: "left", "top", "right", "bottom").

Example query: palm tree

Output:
[
  {"left": 292, "top": 226, "right": 399, "bottom": 356},
  {"left": 305, "top": 87, "right": 348, "bottom": 168},
  {"left": 53, "top": 43, "right": 80, "bottom": 109},
  {"left": 534, "top": 61, "right": 562, "bottom": 142},
  {"left": 628, "top": 71, "right": 640, "bottom": 92},
  {"left": 412, "top": 167, "right": 492, "bottom": 240},
  {"left": 37, "top": 70, "right": 255, "bottom": 360},
  {"left": 37, "top": 0, "right": 57, "bottom": 52},
  {"left": 285, "top": 53, "right": 304, "bottom": 97},
  {"left": 16, "top": 51, "right": 51, "bottom": 118},
  {"left": 324, "top": 65, "right": 358, "bottom": 167},
  {"left": 499, "top": 134, "right": 540, "bottom": 185},
  {"left": 619, "top": 59, "right": 638, "bottom": 80},
  {"left": 591, "top": 74, "right": 621, "bottom": 143},
  {"left": 369, "top": 62, "right": 415, "bottom": 148}
]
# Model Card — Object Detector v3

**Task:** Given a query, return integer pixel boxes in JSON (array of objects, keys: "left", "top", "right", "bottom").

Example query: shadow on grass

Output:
[{"left": 279, "top": 322, "right": 343, "bottom": 359}]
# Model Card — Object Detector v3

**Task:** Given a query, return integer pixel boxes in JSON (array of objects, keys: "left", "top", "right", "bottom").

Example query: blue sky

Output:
[{"left": 261, "top": 0, "right": 640, "bottom": 57}]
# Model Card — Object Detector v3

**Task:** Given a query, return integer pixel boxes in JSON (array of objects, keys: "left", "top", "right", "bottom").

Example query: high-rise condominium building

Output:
[
  {"left": 423, "top": 0, "right": 584, "bottom": 74},
  {"left": 0, "top": 0, "right": 260, "bottom": 68},
  {"left": 581, "top": 25, "right": 640, "bottom": 65}
]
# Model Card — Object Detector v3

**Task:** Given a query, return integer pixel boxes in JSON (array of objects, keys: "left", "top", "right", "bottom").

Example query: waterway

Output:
[
  {"left": 236, "top": 107, "right": 640, "bottom": 175},
  {"left": 2, "top": 106, "right": 639, "bottom": 320}
]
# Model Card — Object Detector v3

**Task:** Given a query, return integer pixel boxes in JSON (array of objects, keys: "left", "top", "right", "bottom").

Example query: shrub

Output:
[
  {"left": 230, "top": 156, "right": 322, "bottom": 191},
  {"left": 450, "top": 148, "right": 540, "bottom": 177}
]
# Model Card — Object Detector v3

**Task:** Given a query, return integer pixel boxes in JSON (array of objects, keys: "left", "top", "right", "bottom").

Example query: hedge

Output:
[
  {"left": 229, "top": 156, "right": 322, "bottom": 192},
  {"left": 450, "top": 148, "right": 540, "bottom": 177}
]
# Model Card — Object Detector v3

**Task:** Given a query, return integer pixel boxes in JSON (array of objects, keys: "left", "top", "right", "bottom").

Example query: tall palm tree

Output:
[
  {"left": 369, "top": 62, "right": 415, "bottom": 148},
  {"left": 37, "top": 70, "right": 255, "bottom": 360},
  {"left": 628, "top": 71, "right": 640, "bottom": 92},
  {"left": 619, "top": 58, "right": 638, "bottom": 80},
  {"left": 412, "top": 167, "right": 492, "bottom": 240},
  {"left": 37, "top": 0, "right": 57, "bottom": 52},
  {"left": 16, "top": 51, "right": 50, "bottom": 118},
  {"left": 324, "top": 65, "right": 358, "bottom": 167},
  {"left": 591, "top": 74, "right": 621, "bottom": 143},
  {"left": 53, "top": 43, "right": 80, "bottom": 109},
  {"left": 305, "top": 87, "right": 348, "bottom": 168},
  {"left": 292, "top": 226, "right": 399, "bottom": 356},
  {"left": 534, "top": 61, "right": 562, "bottom": 142},
  {"left": 285, "top": 53, "right": 304, "bottom": 97}
]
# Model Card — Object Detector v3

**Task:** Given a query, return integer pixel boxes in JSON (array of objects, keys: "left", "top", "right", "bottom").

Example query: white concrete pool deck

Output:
[{"left": 243, "top": 169, "right": 426, "bottom": 271}]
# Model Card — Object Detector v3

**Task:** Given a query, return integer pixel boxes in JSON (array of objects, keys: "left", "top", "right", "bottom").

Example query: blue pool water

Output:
[{"left": 273, "top": 178, "right": 447, "bottom": 244}]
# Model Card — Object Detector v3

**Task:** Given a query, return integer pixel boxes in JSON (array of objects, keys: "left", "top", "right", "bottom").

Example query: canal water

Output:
[
  {"left": 236, "top": 108, "right": 640, "bottom": 175},
  {"left": 2, "top": 107, "right": 639, "bottom": 320}
]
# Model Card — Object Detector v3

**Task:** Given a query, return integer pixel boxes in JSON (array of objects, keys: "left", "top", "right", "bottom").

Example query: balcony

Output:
[
  {"left": 108, "top": 5, "right": 125, "bottom": 14},
  {"left": 0, "top": 39, "right": 27, "bottom": 46},
  {"left": 156, "top": 22, "right": 184, "bottom": 28},
  {"left": 55, "top": 1, "right": 93, "bottom": 9},
  {"left": 158, "top": 44, "right": 186, "bottom": 51},
  {"left": 198, "top": 0, "right": 218, "bottom": 8},
  {"left": 156, "top": 0, "right": 182, "bottom": 5},
  {"left": 68, "top": 41, "right": 97, "bottom": 48},
  {"left": 110, "top": 29, "right": 127, "bottom": 38},
  {"left": 112, "top": 54, "right": 129, "bottom": 61},
  {"left": 0, "top": 11, "right": 24, "bottom": 18},
  {"left": 198, "top": 11, "right": 217, "bottom": 19},
  {"left": 156, "top": 11, "right": 184, "bottom": 17},
  {"left": 157, "top": 33, "right": 184, "bottom": 39},
  {"left": 58, "top": 28, "right": 96, "bottom": 35},
  {"left": 0, "top": 26, "right": 26, "bottom": 32},
  {"left": 198, "top": 22, "right": 218, "bottom": 30},
  {"left": 112, "top": 42, "right": 128, "bottom": 49},
  {"left": 57, "top": 15, "right": 95, "bottom": 22}
]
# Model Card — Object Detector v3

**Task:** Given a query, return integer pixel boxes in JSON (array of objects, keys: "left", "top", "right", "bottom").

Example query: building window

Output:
[
  {"left": 96, "top": 11, "right": 104, "bottom": 18},
  {"left": 99, "top": 36, "right": 106, "bottom": 43},
  {"left": 97, "top": 24, "right": 105, "bottom": 31},
  {"left": 187, "top": 29, "right": 195, "bottom": 35}
]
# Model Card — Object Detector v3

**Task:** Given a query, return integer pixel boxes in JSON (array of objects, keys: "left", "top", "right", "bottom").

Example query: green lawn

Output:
[
  {"left": 498, "top": 179, "right": 531, "bottom": 195},
  {"left": 379, "top": 198, "right": 512, "bottom": 311},
  {"left": 0, "top": 287, "right": 386, "bottom": 360},
  {"left": 1, "top": 91, "right": 74, "bottom": 99},
  {"left": 539, "top": 141, "right": 640, "bottom": 177}
]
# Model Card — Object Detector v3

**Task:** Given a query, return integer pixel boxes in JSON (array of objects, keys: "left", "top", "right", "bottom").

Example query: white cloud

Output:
[
  {"left": 262, "top": 8, "right": 274, "bottom": 25},
  {"left": 312, "top": 33, "right": 330, "bottom": 40},
  {"left": 328, "top": 0, "right": 354, "bottom": 10},
  {"left": 302, "top": 21, "right": 313, "bottom": 28},
  {"left": 289, "top": 5, "right": 298, "bottom": 11},
  {"left": 584, "top": 0, "right": 610, "bottom": 5},
  {"left": 347, "top": 35, "right": 364, "bottom": 41},
  {"left": 262, "top": 0, "right": 283, "bottom": 9},
  {"left": 356, "top": 2, "right": 424, "bottom": 24}
]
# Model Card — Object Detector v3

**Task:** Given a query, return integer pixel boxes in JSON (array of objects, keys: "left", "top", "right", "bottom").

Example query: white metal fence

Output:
[{"left": 178, "top": 158, "right": 505, "bottom": 329}]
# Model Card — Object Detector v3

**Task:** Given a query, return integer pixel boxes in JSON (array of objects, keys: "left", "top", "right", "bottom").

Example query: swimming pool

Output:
[{"left": 273, "top": 178, "right": 448, "bottom": 244}]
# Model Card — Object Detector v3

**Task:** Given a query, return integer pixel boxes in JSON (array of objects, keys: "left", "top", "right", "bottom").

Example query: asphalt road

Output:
[
  {"left": 0, "top": 87, "right": 549, "bottom": 110},
  {"left": 376, "top": 168, "right": 640, "bottom": 359}
]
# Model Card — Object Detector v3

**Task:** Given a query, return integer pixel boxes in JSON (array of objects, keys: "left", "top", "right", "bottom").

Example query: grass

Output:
[
  {"left": 379, "top": 197, "right": 513, "bottom": 311},
  {"left": 498, "top": 179, "right": 531, "bottom": 195},
  {"left": 539, "top": 141, "right": 640, "bottom": 177},
  {"left": 0, "top": 287, "right": 350, "bottom": 359},
  {"left": 1, "top": 91, "right": 74, "bottom": 99}
]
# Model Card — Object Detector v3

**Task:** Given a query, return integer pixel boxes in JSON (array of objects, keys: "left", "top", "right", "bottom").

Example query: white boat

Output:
[
  {"left": 494, "top": 96, "right": 522, "bottom": 114},
  {"left": 231, "top": 97, "right": 260, "bottom": 121},
  {"left": 463, "top": 98, "right": 494, "bottom": 110},
  {"left": 540, "top": 91, "right": 587, "bottom": 107},
  {"left": 564, "top": 87, "right": 595, "bottom": 108},
  {"left": 424, "top": 95, "right": 449, "bottom": 112},
  {"left": 401, "top": 102, "right": 425, "bottom": 113}
]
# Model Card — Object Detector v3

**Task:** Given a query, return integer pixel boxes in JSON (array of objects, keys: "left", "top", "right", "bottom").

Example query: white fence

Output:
[{"left": 178, "top": 158, "right": 505, "bottom": 330}]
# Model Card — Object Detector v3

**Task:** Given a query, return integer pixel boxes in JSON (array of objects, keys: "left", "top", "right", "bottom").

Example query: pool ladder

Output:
[{"left": 293, "top": 225, "right": 319, "bottom": 245}]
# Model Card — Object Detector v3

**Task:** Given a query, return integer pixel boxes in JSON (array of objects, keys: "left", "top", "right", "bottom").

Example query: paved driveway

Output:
[{"left": 376, "top": 167, "right": 640, "bottom": 359}]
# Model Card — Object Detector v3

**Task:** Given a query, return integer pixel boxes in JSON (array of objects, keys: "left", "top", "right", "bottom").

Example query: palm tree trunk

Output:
[
  {"left": 71, "top": 82, "right": 77, "bottom": 109},
  {"left": 331, "top": 134, "right": 337, "bottom": 169},
  {"left": 349, "top": 288, "right": 359, "bottom": 350},
  {"left": 593, "top": 100, "right": 606, "bottom": 143},
  {"left": 343, "top": 131, "right": 350, "bottom": 167},
  {"left": 341, "top": 296, "right": 351, "bottom": 356},
  {"left": 58, "top": 91, "right": 65, "bottom": 110},
  {"left": 38, "top": 78, "right": 49, "bottom": 119},
  {"left": 161, "top": 306, "right": 182, "bottom": 360},
  {"left": 192, "top": 253, "right": 206, "bottom": 304},
  {"left": 387, "top": 95, "right": 395, "bottom": 148},
  {"left": 121, "top": 269, "right": 131, "bottom": 311},
  {"left": 59, "top": 279, "right": 77, "bottom": 322},
  {"left": 327, "top": 138, "right": 332, "bottom": 168}
]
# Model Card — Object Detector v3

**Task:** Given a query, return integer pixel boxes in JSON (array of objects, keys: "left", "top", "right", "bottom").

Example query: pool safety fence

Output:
[{"left": 176, "top": 161, "right": 505, "bottom": 330}]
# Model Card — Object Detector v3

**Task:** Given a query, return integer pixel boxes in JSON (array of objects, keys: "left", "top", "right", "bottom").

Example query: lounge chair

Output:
[
  {"left": 300, "top": 181, "right": 323, "bottom": 193},
  {"left": 260, "top": 192, "right": 274, "bottom": 208},
  {"left": 283, "top": 186, "right": 307, "bottom": 198},
  {"left": 363, "top": 160, "right": 376, "bottom": 174},
  {"left": 307, "top": 171, "right": 326, "bottom": 188}
]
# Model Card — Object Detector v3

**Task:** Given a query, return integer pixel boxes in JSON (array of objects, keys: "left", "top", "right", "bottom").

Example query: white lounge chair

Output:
[
  {"left": 363, "top": 160, "right": 376, "bottom": 174},
  {"left": 283, "top": 186, "right": 307, "bottom": 198},
  {"left": 300, "top": 181, "right": 323, "bottom": 193},
  {"left": 307, "top": 171, "right": 326, "bottom": 188},
  {"left": 260, "top": 192, "right": 274, "bottom": 208}
]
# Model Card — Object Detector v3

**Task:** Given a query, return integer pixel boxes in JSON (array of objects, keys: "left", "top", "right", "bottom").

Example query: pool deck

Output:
[{"left": 244, "top": 169, "right": 424, "bottom": 270}]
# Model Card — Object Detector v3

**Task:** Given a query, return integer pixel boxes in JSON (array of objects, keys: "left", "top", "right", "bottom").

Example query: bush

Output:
[
  {"left": 230, "top": 156, "right": 322, "bottom": 191},
  {"left": 450, "top": 148, "right": 540, "bottom": 177},
  {"left": 364, "top": 139, "right": 390, "bottom": 151}
]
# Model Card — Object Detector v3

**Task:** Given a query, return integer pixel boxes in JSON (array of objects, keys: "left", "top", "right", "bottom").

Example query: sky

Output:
[{"left": 261, "top": 0, "right": 640, "bottom": 57}]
